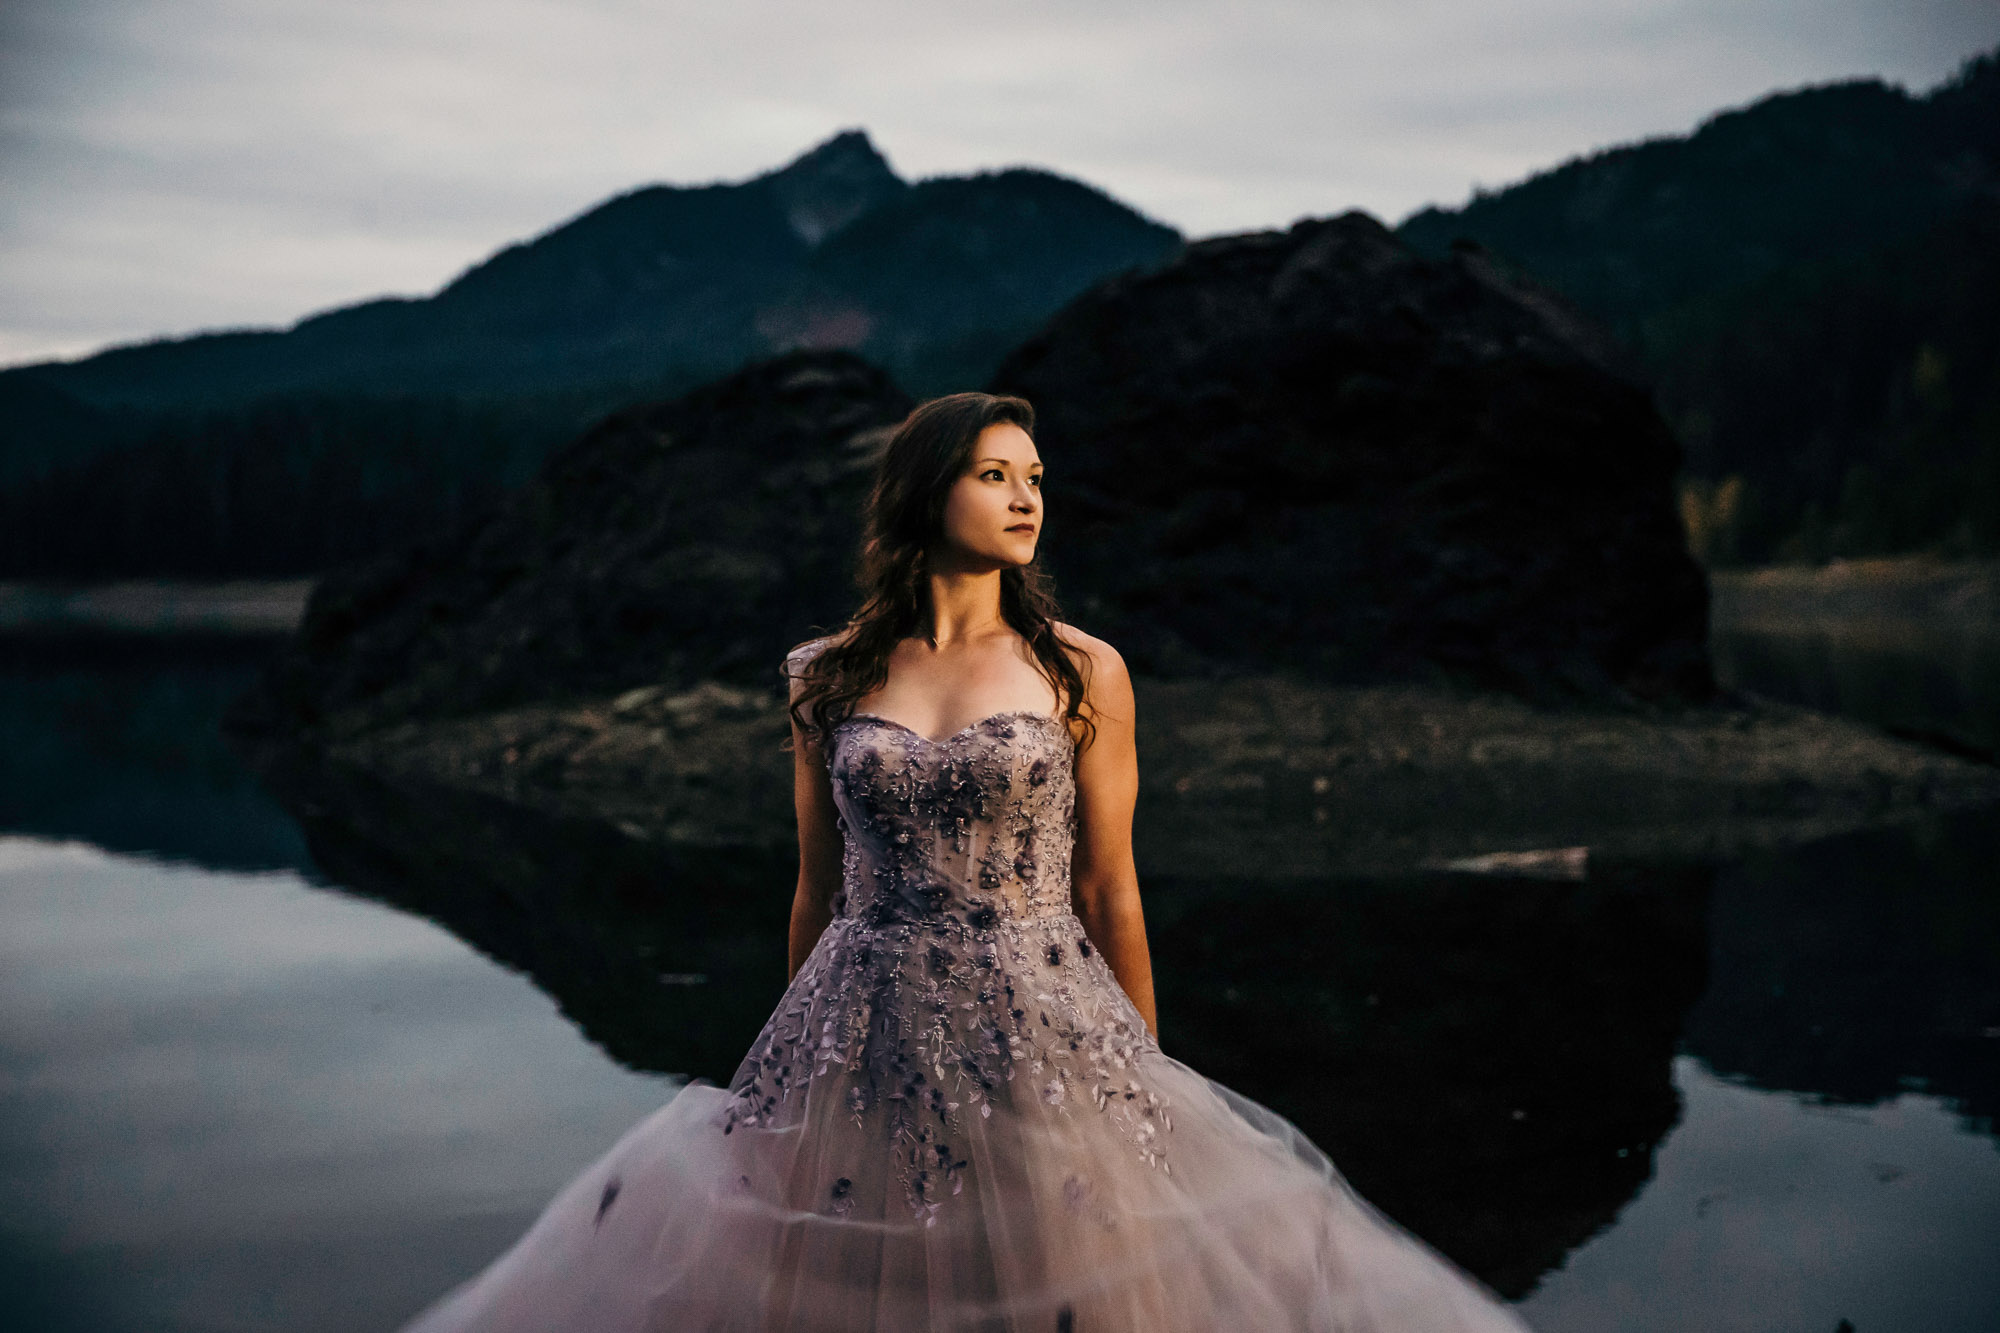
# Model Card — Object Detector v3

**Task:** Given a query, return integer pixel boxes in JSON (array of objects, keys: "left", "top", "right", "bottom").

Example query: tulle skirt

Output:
[{"left": 398, "top": 1036, "right": 1533, "bottom": 1332}]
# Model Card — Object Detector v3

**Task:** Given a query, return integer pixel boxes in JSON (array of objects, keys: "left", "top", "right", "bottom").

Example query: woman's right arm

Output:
[{"left": 786, "top": 672, "right": 846, "bottom": 981}]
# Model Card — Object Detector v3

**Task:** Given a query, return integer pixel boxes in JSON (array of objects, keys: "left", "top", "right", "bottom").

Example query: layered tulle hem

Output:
[{"left": 399, "top": 1054, "right": 1532, "bottom": 1333}]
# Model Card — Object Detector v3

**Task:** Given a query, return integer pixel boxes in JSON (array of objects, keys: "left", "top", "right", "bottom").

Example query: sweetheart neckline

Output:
[{"left": 841, "top": 709, "right": 1067, "bottom": 748}]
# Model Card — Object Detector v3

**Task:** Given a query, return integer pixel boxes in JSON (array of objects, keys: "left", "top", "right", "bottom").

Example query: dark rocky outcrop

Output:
[
  {"left": 226, "top": 349, "right": 908, "bottom": 743},
  {"left": 989, "top": 211, "right": 1713, "bottom": 701}
]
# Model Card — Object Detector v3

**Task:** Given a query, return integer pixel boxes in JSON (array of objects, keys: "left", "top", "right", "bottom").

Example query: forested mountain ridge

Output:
[
  {"left": 7, "top": 130, "right": 1178, "bottom": 422},
  {"left": 1401, "top": 47, "right": 2000, "bottom": 562},
  {"left": 1399, "top": 60, "right": 1997, "bottom": 337},
  {"left": 0, "top": 130, "right": 1181, "bottom": 577}
]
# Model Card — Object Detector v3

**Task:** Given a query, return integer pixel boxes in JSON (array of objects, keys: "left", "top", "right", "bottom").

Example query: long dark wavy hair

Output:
[{"left": 787, "top": 391, "right": 1096, "bottom": 751}]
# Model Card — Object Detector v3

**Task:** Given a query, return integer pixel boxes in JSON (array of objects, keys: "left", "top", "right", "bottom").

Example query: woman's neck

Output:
[{"left": 923, "top": 565, "right": 1007, "bottom": 649}]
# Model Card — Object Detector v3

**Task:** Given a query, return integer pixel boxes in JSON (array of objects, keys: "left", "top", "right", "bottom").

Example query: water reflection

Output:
[
  {"left": 1713, "top": 623, "right": 2000, "bottom": 758},
  {"left": 253, "top": 751, "right": 2000, "bottom": 1311},
  {"left": 252, "top": 748, "right": 798, "bottom": 1082},
  {"left": 4, "top": 635, "right": 1996, "bottom": 1329},
  {"left": 1145, "top": 868, "right": 1713, "bottom": 1297},
  {"left": 256, "top": 744, "right": 1718, "bottom": 1297},
  {"left": 0, "top": 637, "right": 312, "bottom": 872},
  {"left": 1680, "top": 808, "right": 2000, "bottom": 1132},
  {"left": 0, "top": 837, "right": 679, "bottom": 1333},
  {"left": 1522, "top": 1056, "right": 2000, "bottom": 1333}
]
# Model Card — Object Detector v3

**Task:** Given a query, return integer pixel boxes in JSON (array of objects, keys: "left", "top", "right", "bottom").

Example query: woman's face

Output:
[{"left": 937, "top": 422, "right": 1043, "bottom": 570}]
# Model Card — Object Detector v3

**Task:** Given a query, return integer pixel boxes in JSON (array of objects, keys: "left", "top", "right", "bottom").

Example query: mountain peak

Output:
[{"left": 763, "top": 128, "right": 907, "bottom": 246}]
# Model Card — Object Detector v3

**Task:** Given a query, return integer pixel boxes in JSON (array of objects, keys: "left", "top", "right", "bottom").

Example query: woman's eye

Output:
[
  {"left": 982, "top": 469, "right": 1004, "bottom": 481},
  {"left": 1029, "top": 475, "right": 1042, "bottom": 486}
]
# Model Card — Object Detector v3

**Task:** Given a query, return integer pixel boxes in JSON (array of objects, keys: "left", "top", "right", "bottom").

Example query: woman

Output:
[{"left": 400, "top": 393, "right": 1532, "bottom": 1331}]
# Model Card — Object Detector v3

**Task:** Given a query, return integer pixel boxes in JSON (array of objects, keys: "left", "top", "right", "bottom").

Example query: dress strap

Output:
[{"left": 781, "top": 635, "right": 833, "bottom": 682}]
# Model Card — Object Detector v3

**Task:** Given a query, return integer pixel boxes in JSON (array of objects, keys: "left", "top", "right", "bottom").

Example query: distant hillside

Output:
[
  {"left": 0, "top": 130, "right": 1181, "bottom": 578},
  {"left": 0, "top": 378, "right": 123, "bottom": 484},
  {"left": 11, "top": 130, "right": 1178, "bottom": 420},
  {"left": 1401, "top": 47, "right": 2000, "bottom": 563}
]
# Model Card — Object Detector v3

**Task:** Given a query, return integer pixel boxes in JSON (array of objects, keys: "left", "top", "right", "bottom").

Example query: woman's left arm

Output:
[{"left": 1062, "top": 629, "right": 1159, "bottom": 1040}]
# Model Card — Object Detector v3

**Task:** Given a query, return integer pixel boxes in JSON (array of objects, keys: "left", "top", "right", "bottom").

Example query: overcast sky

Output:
[{"left": 2, "top": 0, "right": 1995, "bottom": 369}]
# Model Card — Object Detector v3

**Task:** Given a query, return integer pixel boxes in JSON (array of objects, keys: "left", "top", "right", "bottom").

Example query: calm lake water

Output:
[
  {"left": 1712, "top": 621, "right": 2000, "bottom": 759},
  {"left": 1, "top": 631, "right": 1996, "bottom": 1332}
]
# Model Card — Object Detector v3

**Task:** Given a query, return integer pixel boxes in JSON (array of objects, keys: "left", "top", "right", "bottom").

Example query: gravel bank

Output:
[{"left": 306, "top": 674, "right": 2000, "bottom": 879}]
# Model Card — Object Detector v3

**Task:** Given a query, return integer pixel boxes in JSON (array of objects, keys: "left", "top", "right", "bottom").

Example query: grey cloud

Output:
[{"left": 1, "top": 0, "right": 1994, "bottom": 366}]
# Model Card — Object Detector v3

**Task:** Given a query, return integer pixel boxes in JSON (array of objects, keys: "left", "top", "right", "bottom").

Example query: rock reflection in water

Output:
[
  {"left": 260, "top": 750, "right": 1715, "bottom": 1299},
  {"left": 0, "top": 637, "right": 312, "bottom": 872},
  {"left": 1681, "top": 805, "right": 2000, "bottom": 1132},
  {"left": 1146, "top": 868, "right": 1713, "bottom": 1298},
  {"left": 258, "top": 750, "right": 796, "bottom": 1082}
]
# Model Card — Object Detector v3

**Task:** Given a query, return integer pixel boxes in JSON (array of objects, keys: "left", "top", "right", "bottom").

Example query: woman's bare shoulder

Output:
[
  {"left": 1049, "top": 622, "right": 1131, "bottom": 706},
  {"left": 1051, "top": 621, "right": 1123, "bottom": 667}
]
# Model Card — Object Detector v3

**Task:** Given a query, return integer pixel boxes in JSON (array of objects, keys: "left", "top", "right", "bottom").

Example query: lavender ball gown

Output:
[{"left": 398, "top": 641, "right": 1533, "bottom": 1332}]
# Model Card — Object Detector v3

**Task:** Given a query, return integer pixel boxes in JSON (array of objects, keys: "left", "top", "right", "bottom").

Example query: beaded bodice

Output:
[
  {"left": 717, "top": 640, "right": 1170, "bottom": 1219},
  {"left": 827, "top": 708, "right": 1078, "bottom": 929}
]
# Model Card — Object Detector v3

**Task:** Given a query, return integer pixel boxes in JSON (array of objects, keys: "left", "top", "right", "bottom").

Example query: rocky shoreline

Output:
[{"left": 293, "top": 672, "right": 2000, "bottom": 880}]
